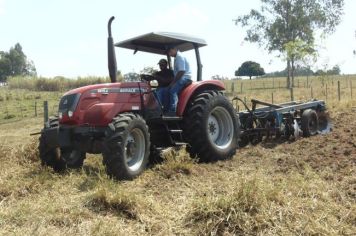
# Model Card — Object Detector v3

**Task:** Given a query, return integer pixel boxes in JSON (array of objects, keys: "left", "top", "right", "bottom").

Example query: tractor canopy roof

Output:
[{"left": 115, "top": 32, "right": 207, "bottom": 55}]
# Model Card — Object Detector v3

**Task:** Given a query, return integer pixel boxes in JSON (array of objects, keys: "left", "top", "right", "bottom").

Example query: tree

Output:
[
  {"left": 314, "top": 65, "right": 341, "bottom": 76},
  {"left": 211, "top": 75, "right": 228, "bottom": 80},
  {"left": 235, "top": 0, "right": 344, "bottom": 88},
  {"left": 327, "top": 65, "right": 341, "bottom": 75},
  {"left": 140, "top": 66, "right": 157, "bottom": 75},
  {"left": 235, "top": 61, "right": 265, "bottom": 80},
  {"left": 283, "top": 39, "right": 316, "bottom": 86},
  {"left": 124, "top": 72, "right": 140, "bottom": 82},
  {"left": 0, "top": 43, "right": 37, "bottom": 82}
]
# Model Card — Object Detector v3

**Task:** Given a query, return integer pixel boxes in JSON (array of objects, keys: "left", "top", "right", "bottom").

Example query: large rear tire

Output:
[
  {"left": 102, "top": 113, "right": 150, "bottom": 180},
  {"left": 183, "top": 91, "right": 239, "bottom": 162}
]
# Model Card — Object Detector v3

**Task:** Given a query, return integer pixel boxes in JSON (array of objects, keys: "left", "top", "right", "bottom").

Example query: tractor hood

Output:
[{"left": 58, "top": 82, "right": 150, "bottom": 126}]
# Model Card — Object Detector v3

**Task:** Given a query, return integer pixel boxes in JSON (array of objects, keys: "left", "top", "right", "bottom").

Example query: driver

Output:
[
  {"left": 155, "top": 59, "right": 174, "bottom": 88},
  {"left": 147, "top": 59, "right": 174, "bottom": 111}
]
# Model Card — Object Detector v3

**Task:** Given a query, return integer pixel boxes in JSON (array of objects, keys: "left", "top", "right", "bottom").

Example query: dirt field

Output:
[{"left": 0, "top": 108, "right": 355, "bottom": 235}]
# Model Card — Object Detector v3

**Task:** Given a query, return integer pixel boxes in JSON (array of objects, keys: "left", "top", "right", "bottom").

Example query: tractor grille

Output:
[{"left": 58, "top": 93, "right": 81, "bottom": 112}]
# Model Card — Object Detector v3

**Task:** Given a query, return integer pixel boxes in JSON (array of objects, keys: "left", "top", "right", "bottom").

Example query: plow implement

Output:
[{"left": 234, "top": 97, "right": 331, "bottom": 147}]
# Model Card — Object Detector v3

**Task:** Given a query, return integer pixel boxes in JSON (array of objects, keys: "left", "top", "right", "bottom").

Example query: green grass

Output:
[
  {"left": 7, "top": 76, "right": 112, "bottom": 91},
  {"left": 0, "top": 88, "right": 61, "bottom": 124}
]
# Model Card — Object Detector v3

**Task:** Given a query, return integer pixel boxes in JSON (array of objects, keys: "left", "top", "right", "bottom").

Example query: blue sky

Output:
[{"left": 1, "top": 0, "right": 355, "bottom": 79}]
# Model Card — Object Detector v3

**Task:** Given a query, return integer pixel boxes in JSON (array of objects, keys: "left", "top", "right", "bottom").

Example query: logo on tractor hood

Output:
[{"left": 90, "top": 87, "right": 148, "bottom": 94}]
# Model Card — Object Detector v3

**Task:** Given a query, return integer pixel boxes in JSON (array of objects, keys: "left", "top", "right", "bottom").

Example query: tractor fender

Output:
[{"left": 177, "top": 80, "right": 225, "bottom": 116}]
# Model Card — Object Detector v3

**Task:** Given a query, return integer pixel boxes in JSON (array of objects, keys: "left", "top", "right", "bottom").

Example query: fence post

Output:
[
  {"left": 35, "top": 101, "right": 37, "bottom": 117},
  {"left": 272, "top": 78, "right": 275, "bottom": 88},
  {"left": 290, "top": 87, "right": 294, "bottom": 101},
  {"left": 240, "top": 82, "right": 243, "bottom": 93},
  {"left": 350, "top": 80, "right": 353, "bottom": 99},
  {"left": 311, "top": 87, "right": 313, "bottom": 98},
  {"left": 338, "top": 81, "right": 341, "bottom": 101},
  {"left": 325, "top": 84, "right": 328, "bottom": 101},
  {"left": 272, "top": 92, "right": 274, "bottom": 104},
  {"left": 44, "top": 101, "right": 49, "bottom": 128},
  {"left": 231, "top": 82, "right": 235, "bottom": 93}
]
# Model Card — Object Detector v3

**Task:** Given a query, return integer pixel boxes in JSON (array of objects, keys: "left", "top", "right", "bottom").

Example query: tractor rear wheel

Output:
[
  {"left": 102, "top": 113, "right": 150, "bottom": 180},
  {"left": 301, "top": 109, "right": 319, "bottom": 137},
  {"left": 183, "top": 91, "right": 239, "bottom": 162}
]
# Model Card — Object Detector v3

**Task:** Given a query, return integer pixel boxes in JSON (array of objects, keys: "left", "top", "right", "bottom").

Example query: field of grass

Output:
[
  {"left": 0, "top": 75, "right": 355, "bottom": 235},
  {"left": 0, "top": 88, "right": 61, "bottom": 124}
]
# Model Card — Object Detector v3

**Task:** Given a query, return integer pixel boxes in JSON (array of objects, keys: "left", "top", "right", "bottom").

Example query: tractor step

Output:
[
  {"left": 174, "top": 142, "right": 187, "bottom": 146},
  {"left": 169, "top": 129, "right": 183, "bottom": 133},
  {"left": 161, "top": 116, "right": 182, "bottom": 121}
]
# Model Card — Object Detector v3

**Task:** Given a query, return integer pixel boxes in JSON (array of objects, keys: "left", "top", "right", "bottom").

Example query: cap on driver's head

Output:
[{"left": 158, "top": 59, "right": 168, "bottom": 65}]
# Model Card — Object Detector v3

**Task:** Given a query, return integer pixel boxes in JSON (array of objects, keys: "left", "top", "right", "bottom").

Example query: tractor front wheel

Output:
[
  {"left": 39, "top": 117, "right": 66, "bottom": 171},
  {"left": 102, "top": 113, "right": 150, "bottom": 180},
  {"left": 61, "top": 148, "right": 86, "bottom": 169}
]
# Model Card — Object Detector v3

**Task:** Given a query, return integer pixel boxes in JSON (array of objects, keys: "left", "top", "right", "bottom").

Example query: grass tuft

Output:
[
  {"left": 154, "top": 147, "right": 197, "bottom": 178},
  {"left": 187, "top": 168, "right": 356, "bottom": 235},
  {"left": 86, "top": 180, "right": 142, "bottom": 220}
]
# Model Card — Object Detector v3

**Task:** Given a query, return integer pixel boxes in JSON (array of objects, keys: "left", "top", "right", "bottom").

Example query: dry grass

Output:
[
  {"left": 0, "top": 77, "right": 355, "bottom": 235},
  {"left": 154, "top": 147, "right": 197, "bottom": 179},
  {"left": 0, "top": 127, "right": 354, "bottom": 235}
]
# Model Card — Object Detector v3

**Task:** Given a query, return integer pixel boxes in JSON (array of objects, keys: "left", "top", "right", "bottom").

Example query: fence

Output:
[
  {"left": 1, "top": 101, "right": 58, "bottom": 125},
  {"left": 1, "top": 76, "right": 355, "bottom": 124},
  {"left": 225, "top": 76, "right": 355, "bottom": 106}
]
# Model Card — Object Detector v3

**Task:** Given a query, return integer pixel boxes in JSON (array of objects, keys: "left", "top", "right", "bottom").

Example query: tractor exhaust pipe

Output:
[{"left": 108, "top": 16, "right": 117, "bottom": 83}]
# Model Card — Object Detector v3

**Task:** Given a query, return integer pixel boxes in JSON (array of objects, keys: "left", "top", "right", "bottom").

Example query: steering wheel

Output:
[
  {"left": 140, "top": 74, "right": 155, "bottom": 82},
  {"left": 140, "top": 74, "right": 158, "bottom": 88}
]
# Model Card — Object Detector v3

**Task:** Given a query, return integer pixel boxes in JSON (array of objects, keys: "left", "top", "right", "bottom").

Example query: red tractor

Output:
[{"left": 39, "top": 17, "right": 240, "bottom": 180}]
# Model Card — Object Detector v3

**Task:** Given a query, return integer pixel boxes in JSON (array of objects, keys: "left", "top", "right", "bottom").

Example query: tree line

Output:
[
  {"left": 232, "top": 60, "right": 340, "bottom": 80},
  {"left": 0, "top": 43, "right": 36, "bottom": 82}
]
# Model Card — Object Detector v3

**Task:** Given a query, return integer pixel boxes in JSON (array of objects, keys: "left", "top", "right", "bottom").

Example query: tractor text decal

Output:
[{"left": 90, "top": 88, "right": 148, "bottom": 94}]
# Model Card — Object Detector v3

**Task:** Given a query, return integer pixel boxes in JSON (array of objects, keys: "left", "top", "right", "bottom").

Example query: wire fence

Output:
[
  {"left": 225, "top": 77, "right": 355, "bottom": 108},
  {"left": 1, "top": 76, "right": 355, "bottom": 124},
  {"left": 0, "top": 101, "right": 58, "bottom": 125}
]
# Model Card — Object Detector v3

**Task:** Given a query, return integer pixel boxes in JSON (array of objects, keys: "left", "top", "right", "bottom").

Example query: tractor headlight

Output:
[{"left": 68, "top": 110, "right": 73, "bottom": 118}]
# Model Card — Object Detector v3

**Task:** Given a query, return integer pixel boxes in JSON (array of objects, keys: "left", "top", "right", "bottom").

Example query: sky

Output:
[{"left": 0, "top": 0, "right": 355, "bottom": 80}]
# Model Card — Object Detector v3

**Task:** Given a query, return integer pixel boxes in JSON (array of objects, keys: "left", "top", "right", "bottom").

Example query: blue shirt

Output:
[{"left": 174, "top": 51, "right": 191, "bottom": 78}]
